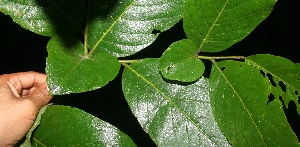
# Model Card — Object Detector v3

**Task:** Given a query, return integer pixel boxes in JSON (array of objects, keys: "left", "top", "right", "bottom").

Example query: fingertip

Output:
[{"left": 28, "top": 84, "right": 53, "bottom": 108}]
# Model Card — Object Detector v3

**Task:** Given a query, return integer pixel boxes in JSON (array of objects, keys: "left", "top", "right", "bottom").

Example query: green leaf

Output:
[
  {"left": 87, "top": 0, "right": 185, "bottom": 57},
  {"left": 183, "top": 0, "right": 276, "bottom": 52},
  {"left": 122, "top": 59, "right": 230, "bottom": 146},
  {"left": 20, "top": 105, "right": 49, "bottom": 147},
  {"left": 209, "top": 60, "right": 299, "bottom": 146},
  {"left": 46, "top": 37, "right": 120, "bottom": 95},
  {"left": 246, "top": 54, "right": 300, "bottom": 114},
  {"left": 159, "top": 39, "right": 205, "bottom": 82},
  {"left": 32, "top": 105, "right": 136, "bottom": 146},
  {"left": 0, "top": 0, "right": 84, "bottom": 36}
]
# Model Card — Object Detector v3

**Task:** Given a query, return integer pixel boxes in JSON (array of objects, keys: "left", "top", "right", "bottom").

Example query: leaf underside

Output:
[
  {"left": 122, "top": 58, "right": 230, "bottom": 146},
  {"left": 209, "top": 60, "right": 299, "bottom": 146}
]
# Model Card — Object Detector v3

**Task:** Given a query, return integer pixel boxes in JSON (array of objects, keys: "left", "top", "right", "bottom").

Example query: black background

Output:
[{"left": 1, "top": 0, "right": 300, "bottom": 146}]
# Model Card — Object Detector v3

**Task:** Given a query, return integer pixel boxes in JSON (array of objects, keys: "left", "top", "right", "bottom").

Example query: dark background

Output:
[{"left": 1, "top": 0, "right": 299, "bottom": 146}]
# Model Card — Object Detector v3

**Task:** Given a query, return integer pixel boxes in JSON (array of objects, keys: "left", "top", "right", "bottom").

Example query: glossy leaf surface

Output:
[
  {"left": 46, "top": 37, "right": 120, "bottom": 95},
  {"left": 122, "top": 59, "right": 230, "bottom": 146},
  {"left": 184, "top": 0, "right": 276, "bottom": 52},
  {"left": 87, "top": 0, "right": 185, "bottom": 57},
  {"left": 210, "top": 60, "right": 299, "bottom": 146},
  {"left": 246, "top": 54, "right": 300, "bottom": 113},
  {"left": 159, "top": 39, "right": 205, "bottom": 82},
  {"left": 32, "top": 105, "right": 136, "bottom": 146},
  {"left": 0, "top": 0, "right": 84, "bottom": 36}
]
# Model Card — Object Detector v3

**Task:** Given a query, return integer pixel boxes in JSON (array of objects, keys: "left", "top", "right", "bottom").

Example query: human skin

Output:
[{"left": 0, "top": 72, "right": 53, "bottom": 146}]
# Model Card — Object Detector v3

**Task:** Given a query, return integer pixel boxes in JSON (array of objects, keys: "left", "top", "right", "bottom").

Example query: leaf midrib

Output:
[
  {"left": 122, "top": 63, "right": 216, "bottom": 145},
  {"left": 198, "top": 0, "right": 229, "bottom": 50},
  {"left": 90, "top": 0, "right": 136, "bottom": 55},
  {"left": 49, "top": 0, "right": 81, "bottom": 30},
  {"left": 213, "top": 62, "right": 266, "bottom": 145}
]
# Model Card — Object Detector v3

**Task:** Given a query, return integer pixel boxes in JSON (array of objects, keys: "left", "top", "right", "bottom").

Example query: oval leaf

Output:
[
  {"left": 46, "top": 37, "right": 120, "bottom": 95},
  {"left": 183, "top": 0, "right": 276, "bottom": 52},
  {"left": 159, "top": 39, "right": 205, "bottom": 82},
  {"left": 87, "top": 0, "right": 185, "bottom": 57},
  {"left": 32, "top": 105, "right": 136, "bottom": 146},
  {"left": 246, "top": 54, "right": 300, "bottom": 113},
  {"left": 0, "top": 0, "right": 84, "bottom": 36},
  {"left": 122, "top": 59, "right": 230, "bottom": 146},
  {"left": 209, "top": 60, "right": 299, "bottom": 146}
]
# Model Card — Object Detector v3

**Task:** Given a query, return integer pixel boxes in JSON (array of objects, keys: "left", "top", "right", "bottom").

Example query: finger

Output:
[
  {"left": 27, "top": 83, "right": 53, "bottom": 108},
  {"left": 5, "top": 72, "right": 47, "bottom": 95}
]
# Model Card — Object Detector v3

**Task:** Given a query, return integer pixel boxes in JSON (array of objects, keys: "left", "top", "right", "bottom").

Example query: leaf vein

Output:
[
  {"left": 90, "top": 0, "right": 136, "bottom": 54},
  {"left": 122, "top": 63, "right": 216, "bottom": 145},
  {"left": 213, "top": 62, "right": 266, "bottom": 145}
]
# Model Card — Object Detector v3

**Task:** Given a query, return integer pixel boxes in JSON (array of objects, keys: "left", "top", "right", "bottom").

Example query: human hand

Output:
[{"left": 0, "top": 72, "right": 53, "bottom": 146}]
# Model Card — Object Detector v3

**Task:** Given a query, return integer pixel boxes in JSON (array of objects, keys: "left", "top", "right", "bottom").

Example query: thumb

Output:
[{"left": 27, "top": 84, "right": 53, "bottom": 109}]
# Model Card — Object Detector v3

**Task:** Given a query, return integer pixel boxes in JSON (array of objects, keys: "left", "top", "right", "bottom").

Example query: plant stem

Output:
[
  {"left": 198, "top": 56, "right": 245, "bottom": 60},
  {"left": 118, "top": 56, "right": 244, "bottom": 64},
  {"left": 119, "top": 60, "right": 139, "bottom": 63}
]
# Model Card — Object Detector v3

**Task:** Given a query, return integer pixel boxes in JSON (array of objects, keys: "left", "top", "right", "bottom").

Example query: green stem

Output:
[
  {"left": 84, "top": 0, "right": 92, "bottom": 56},
  {"left": 119, "top": 60, "right": 139, "bottom": 63},
  {"left": 119, "top": 56, "right": 244, "bottom": 64},
  {"left": 198, "top": 56, "right": 245, "bottom": 60}
]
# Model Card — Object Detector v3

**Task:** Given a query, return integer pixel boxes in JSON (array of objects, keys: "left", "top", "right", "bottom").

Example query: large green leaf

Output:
[
  {"left": 32, "top": 105, "right": 136, "bottom": 146},
  {"left": 87, "top": 0, "right": 185, "bottom": 57},
  {"left": 46, "top": 37, "right": 120, "bottom": 95},
  {"left": 209, "top": 60, "right": 299, "bottom": 146},
  {"left": 122, "top": 58, "right": 230, "bottom": 146},
  {"left": 246, "top": 54, "right": 300, "bottom": 114},
  {"left": 159, "top": 39, "right": 205, "bottom": 82},
  {"left": 183, "top": 0, "right": 276, "bottom": 52},
  {"left": 0, "top": 0, "right": 84, "bottom": 36}
]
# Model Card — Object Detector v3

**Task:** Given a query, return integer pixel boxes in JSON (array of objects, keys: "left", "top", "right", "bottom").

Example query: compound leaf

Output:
[
  {"left": 184, "top": 0, "right": 276, "bottom": 52},
  {"left": 87, "top": 0, "right": 185, "bottom": 57},
  {"left": 159, "top": 39, "right": 205, "bottom": 82},
  {"left": 46, "top": 37, "right": 120, "bottom": 95},
  {"left": 0, "top": 0, "right": 84, "bottom": 36},
  {"left": 209, "top": 60, "right": 299, "bottom": 146},
  {"left": 122, "top": 58, "right": 230, "bottom": 146},
  {"left": 246, "top": 54, "right": 300, "bottom": 114},
  {"left": 32, "top": 105, "right": 136, "bottom": 146}
]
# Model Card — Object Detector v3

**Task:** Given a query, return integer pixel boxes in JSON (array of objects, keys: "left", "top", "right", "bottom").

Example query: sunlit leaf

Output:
[
  {"left": 87, "top": 0, "right": 185, "bottom": 57},
  {"left": 122, "top": 58, "right": 230, "bottom": 146},
  {"left": 246, "top": 54, "right": 300, "bottom": 114},
  {"left": 183, "top": 0, "right": 276, "bottom": 52},
  {"left": 32, "top": 105, "right": 136, "bottom": 146},
  {"left": 0, "top": 0, "right": 84, "bottom": 36},
  {"left": 159, "top": 39, "right": 205, "bottom": 82},
  {"left": 209, "top": 60, "right": 299, "bottom": 146},
  {"left": 46, "top": 37, "right": 120, "bottom": 95}
]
